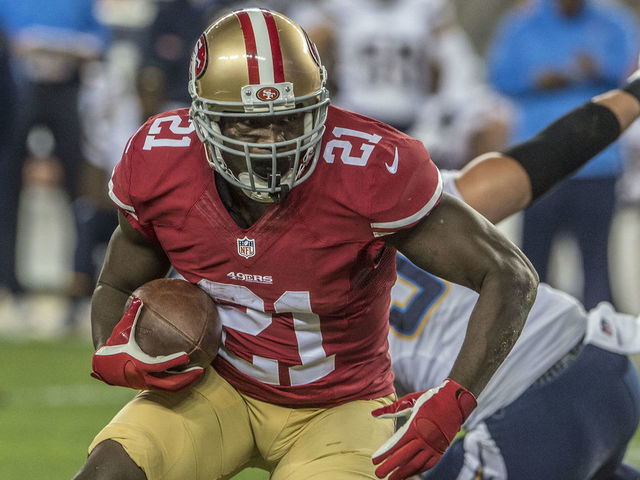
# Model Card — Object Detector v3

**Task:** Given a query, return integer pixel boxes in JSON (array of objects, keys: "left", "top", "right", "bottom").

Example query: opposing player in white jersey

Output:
[
  {"left": 383, "top": 79, "right": 640, "bottom": 478},
  {"left": 291, "top": 0, "right": 446, "bottom": 129}
]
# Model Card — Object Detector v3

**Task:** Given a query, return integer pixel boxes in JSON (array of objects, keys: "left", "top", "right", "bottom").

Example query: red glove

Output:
[
  {"left": 91, "top": 297, "right": 204, "bottom": 391},
  {"left": 371, "top": 379, "right": 477, "bottom": 480}
]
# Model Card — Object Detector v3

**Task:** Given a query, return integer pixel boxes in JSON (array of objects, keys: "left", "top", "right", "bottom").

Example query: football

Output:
[{"left": 129, "top": 278, "right": 222, "bottom": 368}]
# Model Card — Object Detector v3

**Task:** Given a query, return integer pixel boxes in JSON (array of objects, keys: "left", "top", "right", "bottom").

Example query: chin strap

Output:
[
  {"left": 238, "top": 171, "right": 292, "bottom": 203},
  {"left": 270, "top": 183, "right": 290, "bottom": 203},
  {"left": 268, "top": 173, "right": 290, "bottom": 203}
]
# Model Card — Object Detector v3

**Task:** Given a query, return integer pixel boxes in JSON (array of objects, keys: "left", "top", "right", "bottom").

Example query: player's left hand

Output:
[{"left": 371, "top": 378, "right": 477, "bottom": 480}]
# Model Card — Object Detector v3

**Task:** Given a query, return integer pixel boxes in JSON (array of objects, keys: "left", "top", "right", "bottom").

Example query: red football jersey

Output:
[{"left": 109, "top": 105, "right": 442, "bottom": 407}]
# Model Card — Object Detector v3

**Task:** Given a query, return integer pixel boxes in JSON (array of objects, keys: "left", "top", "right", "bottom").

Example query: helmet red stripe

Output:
[
  {"left": 262, "top": 10, "right": 285, "bottom": 83},
  {"left": 236, "top": 11, "right": 260, "bottom": 84}
]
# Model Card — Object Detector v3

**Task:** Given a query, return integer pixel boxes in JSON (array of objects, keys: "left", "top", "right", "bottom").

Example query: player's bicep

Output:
[
  {"left": 385, "top": 193, "right": 518, "bottom": 292},
  {"left": 98, "top": 212, "right": 171, "bottom": 293}
]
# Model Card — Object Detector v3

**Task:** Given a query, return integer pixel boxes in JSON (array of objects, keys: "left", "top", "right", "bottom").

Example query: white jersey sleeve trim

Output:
[
  {"left": 440, "top": 169, "right": 462, "bottom": 199},
  {"left": 370, "top": 169, "right": 442, "bottom": 236},
  {"left": 108, "top": 171, "right": 139, "bottom": 221}
]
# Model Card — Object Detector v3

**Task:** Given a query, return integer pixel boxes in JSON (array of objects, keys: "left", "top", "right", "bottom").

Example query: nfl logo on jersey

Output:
[{"left": 237, "top": 236, "right": 256, "bottom": 258}]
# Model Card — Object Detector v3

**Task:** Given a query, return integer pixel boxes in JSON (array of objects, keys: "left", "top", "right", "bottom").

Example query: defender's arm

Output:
[{"left": 456, "top": 87, "right": 640, "bottom": 224}]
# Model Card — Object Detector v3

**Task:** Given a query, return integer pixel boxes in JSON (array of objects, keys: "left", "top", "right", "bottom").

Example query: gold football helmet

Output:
[{"left": 188, "top": 8, "right": 330, "bottom": 202}]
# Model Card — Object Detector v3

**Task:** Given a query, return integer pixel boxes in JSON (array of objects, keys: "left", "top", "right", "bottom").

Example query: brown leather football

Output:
[{"left": 129, "top": 278, "right": 222, "bottom": 368}]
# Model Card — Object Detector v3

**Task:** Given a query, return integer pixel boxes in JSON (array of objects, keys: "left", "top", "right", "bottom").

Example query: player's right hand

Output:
[{"left": 91, "top": 297, "right": 204, "bottom": 391}]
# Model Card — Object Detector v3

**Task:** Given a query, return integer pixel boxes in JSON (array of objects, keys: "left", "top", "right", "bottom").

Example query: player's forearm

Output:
[
  {"left": 90, "top": 220, "right": 172, "bottom": 348},
  {"left": 91, "top": 281, "right": 133, "bottom": 349},
  {"left": 448, "top": 252, "right": 538, "bottom": 397},
  {"left": 593, "top": 89, "right": 640, "bottom": 130},
  {"left": 503, "top": 101, "right": 622, "bottom": 202},
  {"left": 504, "top": 76, "right": 640, "bottom": 202},
  {"left": 458, "top": 86, "right": 640, "bottom": 224}
]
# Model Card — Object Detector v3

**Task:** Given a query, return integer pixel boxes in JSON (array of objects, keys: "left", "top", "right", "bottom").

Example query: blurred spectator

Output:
[
  {"left": 0, "top": 0, "right": 110, "bottom": 197},
  {"left": 136, "top": 0, "right": 219, "bottom": 119},
  {"left": 135, "top": 0, "right": 295, "bottom": 119},
  {"left": 290, "top": 0, "right": 512, "bottom": 168},
  {"left": 68, "top": 0, "right": 238, "bottom": 318},
  {"left": 488, "top": 0, "right": 639, "bottom": 309},
  {"left": 0, "top": 24, "right": 20, "bottom": 293},
  {"left": 408, "top": 83, "right": 513, "bottom": 170},
  {"left": 0, "top": 0, "right": 110, "bottom": 295},
  {"left": 15, "top": 126, "right": 74, "bottom": 292}
]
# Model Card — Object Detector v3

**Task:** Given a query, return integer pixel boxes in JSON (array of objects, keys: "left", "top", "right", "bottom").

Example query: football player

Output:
[
  {"left": 73, "top": 8, "right": 538, "bottom": 480},
  {"left": 384, "top": 79, "right": 640, "bottom": 478}
]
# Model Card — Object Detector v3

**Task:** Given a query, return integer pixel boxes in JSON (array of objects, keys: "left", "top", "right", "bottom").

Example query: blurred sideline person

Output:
[
  {"left": 488, "top": 0, "right": 640, "bottom": 309},
  {"left": 73, "top": 8, "right": 538, "bottom": 480},
  {"left": 135, "top": 0, "right": 217, "bottom": 119},
  {"left": 289, "top": 0, "right": 511, "bottom": 169},
  {"left": 0, "top": 25, "right": 20, "bottom": 294},
  {"left": 0, "top": 0, "right": 110, "bottom": 197},
  {"left": 0, "top": 0, "right": 110, "bottom": 299},
  {"left": 135, "top": 0, "right": 292, "bottom": 120},
  {"left": 408, "top": 84, "right": 513, "bottom": 170},
  {"left": 385, "top": 84, "right": 640, "bottom": 479}
]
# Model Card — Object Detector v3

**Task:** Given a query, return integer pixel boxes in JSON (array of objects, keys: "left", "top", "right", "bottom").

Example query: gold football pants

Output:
[{"left": 90, "top": 367, "right": 395, "bottom": 479}]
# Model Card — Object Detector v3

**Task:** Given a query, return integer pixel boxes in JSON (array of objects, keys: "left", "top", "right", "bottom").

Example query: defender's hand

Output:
[
  {"left": 91, "top": 298, "right": 204, "bottom": 391},
  {"left": 371, "top": 379, "right": 477, "bottom": 480}
]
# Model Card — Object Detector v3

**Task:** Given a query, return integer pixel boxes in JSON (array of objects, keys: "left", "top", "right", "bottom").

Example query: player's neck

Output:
[{"left": 215, "top": 174, "right": 271, "bottom": 228}]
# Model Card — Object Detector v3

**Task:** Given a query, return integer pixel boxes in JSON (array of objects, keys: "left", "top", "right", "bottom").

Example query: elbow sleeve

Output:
[{"left": 503, "top": 102, "right": 621, "bottom": 201}]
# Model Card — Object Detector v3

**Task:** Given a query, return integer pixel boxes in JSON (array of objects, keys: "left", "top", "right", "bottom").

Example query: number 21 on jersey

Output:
[
  {"left": 323, "top": 127, "right": 381, "bottom": 166},
  {"left": 142, "top": 115, "right": 195, "bottom": 150},
  {"left": 198, "top": 279, "right": 335, "bottom": 387}
]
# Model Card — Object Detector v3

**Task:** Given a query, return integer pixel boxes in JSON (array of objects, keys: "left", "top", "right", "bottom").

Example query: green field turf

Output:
[
  {"left": 0, "top": 338, "right": 268, "bottom": 480},
  {"left": 1, "top": 337, "right": 639, "bottom": 479}
]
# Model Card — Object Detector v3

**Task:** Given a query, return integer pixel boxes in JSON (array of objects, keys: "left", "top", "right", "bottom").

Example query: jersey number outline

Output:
[
  {"left": 323, "top": 127, "right": 382, "bottom": 166},
  {"left": 198, "top": 280, "right": 335, "bottom": 386},
  {"left": 390, "top": 256, "right": 447, "bottom": 338},
  {"left": 143, "top": 115, "right": 195, "bottom": 150}
]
